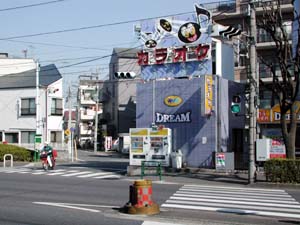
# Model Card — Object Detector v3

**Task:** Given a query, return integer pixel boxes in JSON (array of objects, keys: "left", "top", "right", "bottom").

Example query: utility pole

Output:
[
  {"left": 36, "top": 60, "right": 41, "bottom": 136},
  {"left": 248, "top": 0, "right": 257, "bottom": 184},
  {"left": 94, "top": 82, "right": 99, "bottom": 153},
  {"left": 94, "top": 70, "right": 100, "bottom": 153},
  {"left": 68, "top": 85, "right": 72, "bottom": 160}
]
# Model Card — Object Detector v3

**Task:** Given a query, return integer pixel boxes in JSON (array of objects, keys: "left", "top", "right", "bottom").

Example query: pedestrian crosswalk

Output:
[
  {"left": 0, "top": 168, "right": 122, "bottom": 180},
  {"left": 161, "top": 184, "right": 300, "bottom": 219}
]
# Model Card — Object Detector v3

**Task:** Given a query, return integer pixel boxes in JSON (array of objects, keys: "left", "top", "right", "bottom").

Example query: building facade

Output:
[
  {"left": 104, "top": 48, "right": 141, "bottom": 139},
  {"left": 208, "top": 0, "right": 299, "bottom": 157},
  {"left": 0, "top": 56, "right": 64, "bottom": 150}
]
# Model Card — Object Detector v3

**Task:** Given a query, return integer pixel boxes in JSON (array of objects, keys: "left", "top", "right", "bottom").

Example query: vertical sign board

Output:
[
  {"left": 105, "top": 136, "right": 112, "bottom": 151},
  {"left": 204, "top": 75, "right": 213, "bottom": 116},
  {"left": 215, "top": 152, "right": 225, "bottom": 170},
  {"left": 34, "top": 134, "right": 42, "bottom": 150},
  {"left": 256, "top": 139, "right": 271, "bottom": 161}
]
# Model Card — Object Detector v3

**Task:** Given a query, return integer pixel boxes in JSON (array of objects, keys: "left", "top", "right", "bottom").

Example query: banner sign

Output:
[
  {"left": 258, "top": 101, "right": 300, "bottom": 123},
  {"left": 204, "top": 75, "right": 213, "bottom": 115}
]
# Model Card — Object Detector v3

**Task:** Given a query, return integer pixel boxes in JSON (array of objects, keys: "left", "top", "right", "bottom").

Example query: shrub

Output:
[
  {"left": 264, "top": 159, "right": 300, "bottom": 183},
  {"left": 0, "top": 144, "right": 33, "bottom": 162}
]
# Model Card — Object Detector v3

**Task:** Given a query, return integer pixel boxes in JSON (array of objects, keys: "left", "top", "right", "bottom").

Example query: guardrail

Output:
[
  {"left": 141, "top": 161, "right": 162, "bottom": 181},
  {"left": 3, "top": 154, "right": 13, "bottom": 168}
]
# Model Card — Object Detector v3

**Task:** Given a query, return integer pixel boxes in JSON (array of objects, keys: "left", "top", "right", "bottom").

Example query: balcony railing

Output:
[
  {"left": 257, "top": 33, "right": 292, "bottom": 43},
  {"left": 253, "top": 0, "right": 293, "bottom": 8},
  {"left": 204, "top": 0, "right": 236, "bottom": 14}
]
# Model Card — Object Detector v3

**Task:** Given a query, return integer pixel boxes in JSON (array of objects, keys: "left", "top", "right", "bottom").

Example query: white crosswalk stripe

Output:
[
  {"left": 161, "top": 184, "right": 300, "bottom": 219},
  {"left": 0, "top": 167, "right": 122, "bottom": 180}
]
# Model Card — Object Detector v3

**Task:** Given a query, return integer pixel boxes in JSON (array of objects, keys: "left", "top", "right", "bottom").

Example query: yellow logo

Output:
[{"left": 164, "top": 96, "right": 183, "bottom": 107}]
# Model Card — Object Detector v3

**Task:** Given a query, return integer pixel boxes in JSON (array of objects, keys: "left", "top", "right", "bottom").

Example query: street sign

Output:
[{"left": 64, "top": 129, "right": 70, "bottom": 136}]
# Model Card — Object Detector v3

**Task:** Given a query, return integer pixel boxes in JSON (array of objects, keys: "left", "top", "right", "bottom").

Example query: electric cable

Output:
[{"left": 0, "top": 0, "right": 68, "bottom": 12}]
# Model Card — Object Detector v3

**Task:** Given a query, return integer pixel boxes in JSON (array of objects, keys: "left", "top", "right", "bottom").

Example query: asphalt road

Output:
[{"left": 0, "top": 151, "right": 300, "bottom": 225}]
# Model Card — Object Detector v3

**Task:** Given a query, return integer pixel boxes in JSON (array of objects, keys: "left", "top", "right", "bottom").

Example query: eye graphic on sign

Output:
[
  {"left": 164, "top": 96, "right": 183, "bottom": 107},
  {"left": 145, "top": 39, "right": 157, "bottom": 48},
  {"left": 160, "top": 19, "right": 172, "bottom": 32},
  {"left": 178, "top": 22, "right": 201, "bottom": 43}
]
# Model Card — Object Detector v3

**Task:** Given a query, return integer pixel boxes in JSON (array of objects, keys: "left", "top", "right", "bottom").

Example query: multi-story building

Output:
[
  {"left": 206, "top": 0, "right": 299, "bottom": 158},
  {"left": 0, "top": 55, "right": 64, "bottom": 150},
  {"left": 104, "top": 48, "right": 141, "bottom": 140},
  {"left": 77, "top": 78, "right": 98, "bottom": 148}
]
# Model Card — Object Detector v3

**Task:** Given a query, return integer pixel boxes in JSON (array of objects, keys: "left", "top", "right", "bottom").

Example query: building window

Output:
[
  {"left": 51, "top": 98, "right": 63, "bottom": 115},
  {"left": 21, "top": 131, "right": 35, "bottom": 143},
  {"left": 5, "top": 133, "right": 18, "bottom": 143},
  {"left": 51, "top": 131, "right": 62, "bottom": 143},
  {"left": 21, "top": 98, "right": 36, "bottom": 115}
]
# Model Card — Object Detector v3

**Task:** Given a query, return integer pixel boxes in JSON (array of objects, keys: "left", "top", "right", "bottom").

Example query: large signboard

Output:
[
  {"left": 261, "top": 129, "right": 286, "bottom": 159},
  {"left": 137, "top": 5, "right": 212, "bottom": 79},
  {"left": 258, "top": 101, "right": 300, "bottom": 123}
]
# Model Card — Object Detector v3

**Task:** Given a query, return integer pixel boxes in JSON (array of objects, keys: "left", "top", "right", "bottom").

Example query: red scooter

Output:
[{"left": 40, "top": 149, "right": 57, "bottom": 171}]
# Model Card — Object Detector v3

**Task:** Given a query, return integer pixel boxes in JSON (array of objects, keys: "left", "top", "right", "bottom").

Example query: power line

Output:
[
  {"left": 0, "top": 2, "right": 241, "bottom": 75},
  {"left": 0, "top": 0, "right": 67, "bottom": 12},
  {"left": 0, "top": 11, "right": 199, "bottom": 40},
  {"left": 1, "top": 39, "right": 135, "bottom": 51}
]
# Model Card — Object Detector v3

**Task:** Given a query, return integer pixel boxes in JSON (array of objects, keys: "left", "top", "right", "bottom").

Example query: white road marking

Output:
[
  {"left": 33, "top": 202, "right": 100, "bottom": 213},
  {"left": 61, "top": 171, "right": 93, "bottom": 177},
  {"left": 162, "top": 184, "right": 300, "bottom": 219},
  {"left": 174, "top": 193, "right": 299, "bottom": 204},
  {"left": 93, "top": 174, "right": 121, "bottom": 179},
  {"left": 33, "top": 202, "right": 118, "bottom": 213},
  {"left": 184, "top": 184, "right": 285, "bottom": 192},
  {"left": 161, "top": 203, "right": 300, "bottom": 219},
  {"left": 77, "top": 172, "right": 112, "bottom": 178},
  {"left": 142, "top": 222, "right": 184, "bottom": 225}
]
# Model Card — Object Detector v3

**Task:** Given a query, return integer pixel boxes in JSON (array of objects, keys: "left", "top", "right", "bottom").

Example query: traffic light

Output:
[
  {"left": 114, "top": 72, "right": 136, "bottom": 79},
  {"left": 231, "top": 95, "right": 241, "bottom": 114}
]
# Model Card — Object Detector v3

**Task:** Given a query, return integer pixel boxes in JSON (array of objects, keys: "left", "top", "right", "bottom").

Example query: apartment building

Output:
[{"left": 206, "top": 0, "right": 299, "bottom": 158}]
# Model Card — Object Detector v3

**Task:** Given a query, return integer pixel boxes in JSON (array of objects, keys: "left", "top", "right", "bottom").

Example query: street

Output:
[{"left": 0, "top": 152, "right": 300, "bottom": 225}]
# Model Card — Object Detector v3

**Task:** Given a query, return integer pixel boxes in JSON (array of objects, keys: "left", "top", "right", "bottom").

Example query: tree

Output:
[{"left": 257, "top": 0, "right": 300, "bottom": 159}]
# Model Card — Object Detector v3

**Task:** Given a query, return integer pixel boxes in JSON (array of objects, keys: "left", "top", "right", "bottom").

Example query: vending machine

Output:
[
  {"left": 149, "top": 128, "right": 172, "bottom": 167},
  {"left": 129, "top": 127, "right": 172, "bottom": 166},
  {"left": 129, "top": 128, "right": 150, "bottom": 166}
]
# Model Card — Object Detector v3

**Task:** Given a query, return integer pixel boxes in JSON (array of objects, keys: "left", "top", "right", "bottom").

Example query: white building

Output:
[{"left": 0, "top": 57, "right": 64, "bottom": 150}]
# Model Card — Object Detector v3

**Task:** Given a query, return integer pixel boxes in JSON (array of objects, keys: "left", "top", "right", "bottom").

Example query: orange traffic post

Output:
[{"left": 123, "top": 179, "right": 160, "bottom": 215}]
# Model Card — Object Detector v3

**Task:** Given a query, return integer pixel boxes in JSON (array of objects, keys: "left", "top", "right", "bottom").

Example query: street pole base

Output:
[{"left": 122, "top": 202, "right": 160, "bottom": 215}]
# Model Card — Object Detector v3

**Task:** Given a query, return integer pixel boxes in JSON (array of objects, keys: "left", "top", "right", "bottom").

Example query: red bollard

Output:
[{"left": 124, "top": 179, "right": 160, "bottom": 215}]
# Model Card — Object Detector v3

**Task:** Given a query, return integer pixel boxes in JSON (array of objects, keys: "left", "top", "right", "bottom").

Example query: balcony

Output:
[
  {"left": 80, "top": 125, "right": 93, "bottom": 135},
  {"left": 80, "top": 108, "right": 96, "bottom": 120},
  {"left": 80, "top": 88, "right": 97, "bottom": 105}
]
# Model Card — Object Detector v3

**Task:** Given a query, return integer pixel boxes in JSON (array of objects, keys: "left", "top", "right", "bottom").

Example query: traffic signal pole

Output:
[{"left": 248, "top": 1, "right": 257, "bottom": 184}]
